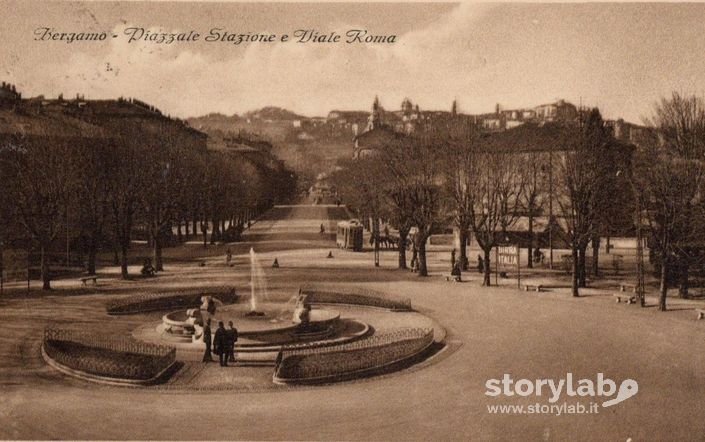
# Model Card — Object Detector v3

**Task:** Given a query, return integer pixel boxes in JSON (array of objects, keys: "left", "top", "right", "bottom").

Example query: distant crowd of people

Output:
[{"left": 201, "top": 318, "right": 238, "bottom": 366}]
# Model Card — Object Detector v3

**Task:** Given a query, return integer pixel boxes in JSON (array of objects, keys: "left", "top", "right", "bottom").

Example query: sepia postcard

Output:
[{"left": 2, "top": 1, "right": 705, "bottom": 440}]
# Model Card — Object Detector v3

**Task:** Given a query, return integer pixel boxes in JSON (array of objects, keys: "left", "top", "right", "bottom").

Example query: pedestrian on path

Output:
[
  {"left": 214, "top": 321, "right": 228, "bottom": 367},
  {"left": 227, "top": 320, "right": 238, "bottom": 364},
  {"left": 202, "top": 318, "right": 214, "bottom": 363}
]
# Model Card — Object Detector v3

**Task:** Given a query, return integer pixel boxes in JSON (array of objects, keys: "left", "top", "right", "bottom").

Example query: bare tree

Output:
[
  {"left": 442, "top": 123, "right": 480, "bottom": 271},
  {"left": 105, "top": 123, "right": 145, "bottom": 279},
  {"left": 637, "top": 93, "right": 705, "bottom": 310},
  {"left": 467, "top": 149, "right": 525, "bottom": 286},
  {"left": 384, "top": 133, "right": 446, "bottom": 276},
  {"left": 5, "top": 137, "right": 75, "bottom": 289},
  {"left": 556, "top": 109, "right": 618, "bottom": 296},
  {"left": 73, "top": 141, "right": 111, "bottom": 275},
  {"left": 519, "top": 151, "right": 548, "bottom": 269}
]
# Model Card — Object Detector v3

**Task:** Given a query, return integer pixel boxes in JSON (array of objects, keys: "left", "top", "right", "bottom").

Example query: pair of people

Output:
[{"left": 202, "top": 319, "right": 238, "bottom": 366}]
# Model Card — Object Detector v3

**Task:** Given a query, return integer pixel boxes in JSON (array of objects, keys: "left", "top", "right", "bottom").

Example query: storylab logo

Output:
[{"left": 485, "top": 373, "right": 638, "bottom": 415}]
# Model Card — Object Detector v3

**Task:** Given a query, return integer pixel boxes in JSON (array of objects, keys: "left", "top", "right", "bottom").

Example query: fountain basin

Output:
[{"left": 160, "top": 302, "right": 340, "bottom": 344}]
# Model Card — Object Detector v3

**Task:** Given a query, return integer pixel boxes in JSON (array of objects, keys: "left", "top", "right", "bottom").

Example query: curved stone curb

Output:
[{"left": 41, "top": 344, "right": 176, "bottom": 388}]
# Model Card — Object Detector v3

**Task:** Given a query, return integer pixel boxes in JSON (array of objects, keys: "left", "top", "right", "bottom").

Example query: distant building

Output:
[
  {"left": 0, "top": 82, "right": 21, "bottom": 108},
  {"left": 533, "top": 99, "right": 578, "bottom": 122},
  {"left": 605, "top": 118, "right": 652, "bottom": 146}
]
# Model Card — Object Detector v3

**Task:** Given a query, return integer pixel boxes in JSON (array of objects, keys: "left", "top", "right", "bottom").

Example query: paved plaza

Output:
[{"left": 1, "top": 204, "right": 705, "bottom": 440}]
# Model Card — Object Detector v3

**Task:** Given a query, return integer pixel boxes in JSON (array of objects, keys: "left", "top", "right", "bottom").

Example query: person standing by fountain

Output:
[
  {"left": 214, "top": 321, "right": 228, "bottom": 366},
  {"left": 226, "top": 321, "right": 238, "bottom": 364},
  {"left": 202, "top": 318, "right": 214, "bottom": 363}
]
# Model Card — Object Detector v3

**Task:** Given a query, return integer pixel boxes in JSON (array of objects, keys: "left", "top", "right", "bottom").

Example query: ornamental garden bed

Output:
[
  {"left": 106, "top": 286, "right": 238, "bottom": 315},
  {"left": 43, "top": 328, "right": 176, "bottom": 383},
  {"left": 273, "top": 328, "right": 433, "bottom": 384},
  {"left": 301, "top": 288, "right": 412, "bottom": 311}
]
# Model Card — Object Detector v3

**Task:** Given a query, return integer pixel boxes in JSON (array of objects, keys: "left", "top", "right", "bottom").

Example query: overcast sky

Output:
[{"left": 2, "top": 1, "right": 705, "bottom": 123}]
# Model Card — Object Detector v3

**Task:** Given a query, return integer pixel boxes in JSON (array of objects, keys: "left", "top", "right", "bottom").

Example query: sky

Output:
[{"left": 3, "top": 1, "right": 705, "bottom": 123}]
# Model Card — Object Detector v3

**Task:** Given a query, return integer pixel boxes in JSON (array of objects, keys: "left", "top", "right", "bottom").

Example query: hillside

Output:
[{"left": 187, "top": 107, "right": 361, "bottom": 181}]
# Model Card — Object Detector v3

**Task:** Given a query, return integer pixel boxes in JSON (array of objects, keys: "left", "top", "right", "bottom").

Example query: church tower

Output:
[{"left": 366, "top": 95, "right": 383, "bottom": 131}]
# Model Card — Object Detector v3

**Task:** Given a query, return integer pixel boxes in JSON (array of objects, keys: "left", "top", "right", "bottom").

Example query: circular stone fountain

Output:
[{"left": 158, "top": 248, "right": 343, "bottom": 349}]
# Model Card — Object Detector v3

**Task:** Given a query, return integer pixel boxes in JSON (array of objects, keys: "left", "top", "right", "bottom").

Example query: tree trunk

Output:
[
  {"left": 459, "top": 228, "right": 469, "bottom": 271},
  {"left": 418, "top": 235, "right": 428, "bottom": 276},
  {"left": 527, "top": 215, "right": 534, "bottom": 269},
  {"left": 373, "top": 217, "right": 380, "bottom": 268},
  {"left": 192, "top": 217, "right": 198, "bottom": 239},
  {"left": 571, "top": 246, "right": 579, "bottom": 297},
  {"left": 120, "top": 241, "right": 129, "bottom": 279},
  {"left": 483, "top": 247, "right": 492, "bottom": 286},
  {"left": 398, "top": 231, "right": 408, "bottom": 270},
  {"left": 87, "top": 235, "right": 97, "bottom": 275},
  {"left": 201, "top": 220, "right": 208, "bottom": 248},
  {"left": 176, "top": 221, "right": 183, "bottom": 241},
  {"left": 578, "top": 245, "right": 587, "bottom": 288},
  {"left": 659, "top": 259, "right": 668, "bottom": 311},
  {"left": 153, "top": 234, "right": 163, "bottom": 272},
  {"left": 679, "top": 259, "right": 689, "bottom": 299},
  {"left": 211, "top": 217, "right": 219, "bottom": 244},
  {"left": 184, "top": 218, "right": 190, "bottom": 238},
  {"left": 40, "top": 245, "right": 51, "bottom": 290},
  {"left": 592, "top": 236, "right": 600, "bottom": 277},
  {"left": 112, "top": 226, "right": 120, "bottom": 265}
]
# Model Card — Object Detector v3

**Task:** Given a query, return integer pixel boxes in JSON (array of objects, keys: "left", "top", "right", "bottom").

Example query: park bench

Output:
[
  {"left": 613, "top": 293, "right": 636, "bottom": 304},
  {"left": 79, "top": 275, "right": 98, "bottom": 286},
  {"left": 444, "top": 273, "right": 461, "bottom": 282},
  {"left": 696, "top": 309, "right": 705, "bottom": 320},
  {"left": 620, "top": 283, "right": 637, "bottom": 293},
  {"left": 523, "top": 284, "right": 543, "bottom": 292}
]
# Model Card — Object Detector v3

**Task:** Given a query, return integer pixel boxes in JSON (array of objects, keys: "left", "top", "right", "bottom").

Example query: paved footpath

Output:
[{"left": 2, "top": 205, "right": 705, "bottom": 440}]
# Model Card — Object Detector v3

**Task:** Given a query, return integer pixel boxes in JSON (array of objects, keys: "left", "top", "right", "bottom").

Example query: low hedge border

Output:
[
  {"left": 42, "top": 328, "right": 176, "bottom": 383},
  {"left": 273, "top": 328, "right": 433, "bottom": 384},
  {"left": 300, "top": 287, "right": 412, "bottom": 311},
  {"left": 106, "top": 286, "right": 238, "bottom": 315}
]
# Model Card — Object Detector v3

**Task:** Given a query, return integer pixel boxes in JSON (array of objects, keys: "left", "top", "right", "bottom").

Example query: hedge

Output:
[
  {"left": 300, "top": 288, "right": 412, "bottom": 311},
  {"left": 43, "top": 328, "right": 175, "bottom": 381},
  {"left": 274, "top": 328, "right": 433, "bottom": 383},
  {"left": 106, "top": 286, "right": 238, "bottom": 315}
]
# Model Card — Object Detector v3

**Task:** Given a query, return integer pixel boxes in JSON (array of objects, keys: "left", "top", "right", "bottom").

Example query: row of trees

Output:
[
  {"left": 0, "top": 115, "right": 295, "bottom": 290},
  {"left": 333, "top": 93, "right": 705, "bottom": 310}
]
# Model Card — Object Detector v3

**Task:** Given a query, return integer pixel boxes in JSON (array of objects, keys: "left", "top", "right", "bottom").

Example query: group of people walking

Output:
[{"left": 201, "top": 318, "right": 238, "bottom": 366}]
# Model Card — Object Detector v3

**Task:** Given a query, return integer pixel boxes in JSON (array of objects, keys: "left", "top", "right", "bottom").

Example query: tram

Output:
[{"left": 336, "top": 220, "right": 363, "bottom": 251}]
